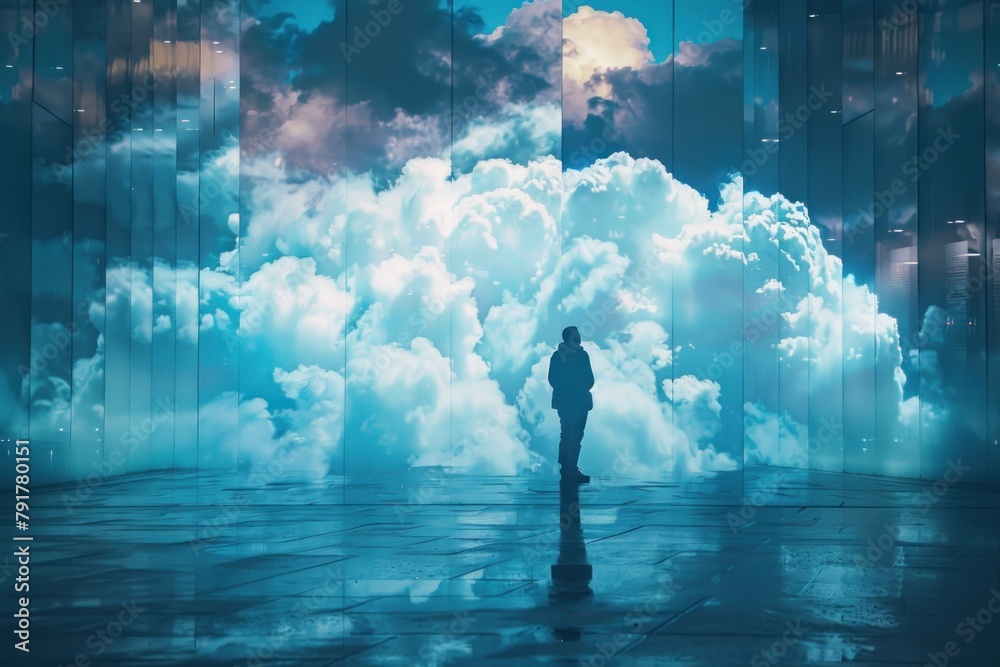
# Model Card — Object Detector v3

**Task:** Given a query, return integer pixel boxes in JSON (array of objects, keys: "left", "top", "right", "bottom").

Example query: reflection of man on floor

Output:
[
  {"left": 548, "top": 326, "right": 593, "bottom": 484},
  {"left": 549, "top": 481, "right": 593, "bottom": 607}
]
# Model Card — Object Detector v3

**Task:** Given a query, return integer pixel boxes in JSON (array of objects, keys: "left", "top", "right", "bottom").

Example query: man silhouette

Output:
[{"left": 548, "top": 326, "right": 594, "bottom": 484}]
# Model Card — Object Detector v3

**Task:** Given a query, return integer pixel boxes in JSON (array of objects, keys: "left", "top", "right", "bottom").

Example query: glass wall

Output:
[
  {"left": 2, "top": 0, "right": 999, "bottom": 490},
  {"left": 988, "top": 0, "right": 1000, "bottom": 481}
]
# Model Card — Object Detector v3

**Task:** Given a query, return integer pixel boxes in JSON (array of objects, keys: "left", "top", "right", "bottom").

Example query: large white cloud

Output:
[
  {"left": 18, "top": 145, "right": 949, "bottom": 481},
  {"left": 196, "top": 149, "right": 938, "bottom": 478}
]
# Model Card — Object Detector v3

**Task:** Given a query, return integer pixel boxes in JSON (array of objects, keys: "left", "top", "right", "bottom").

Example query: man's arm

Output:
[
  {"left": 582, "top": 352, "right": 595, "bottom": 390},
  {"left": 547, "top": 353, "right": 559, "bottom": 388}
]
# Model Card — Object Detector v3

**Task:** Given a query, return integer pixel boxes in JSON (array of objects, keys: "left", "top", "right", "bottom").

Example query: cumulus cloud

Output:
[
  {"left": 562, "top": 7, "right": 653, "bottom": 126},
  {"left": 197, "top": 149, "right": 943, "bottom": 478},
  {"left": 15, "top": 139, "right": 957, "bottom": 482}
]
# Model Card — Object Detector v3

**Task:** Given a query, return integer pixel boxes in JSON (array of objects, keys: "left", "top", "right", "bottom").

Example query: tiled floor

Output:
[{"left": 15, "top": 466, "right": 1000, "bottom": 665}]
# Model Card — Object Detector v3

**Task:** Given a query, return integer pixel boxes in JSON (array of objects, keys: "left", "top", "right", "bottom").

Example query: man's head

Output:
[{"left": 562, "top": 326, "right": 581, "bottom": 348}]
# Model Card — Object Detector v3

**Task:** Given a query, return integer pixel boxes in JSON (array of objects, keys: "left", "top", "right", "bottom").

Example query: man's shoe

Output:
[{"left": 560, "top": 467, "right": 590, "bottom": 484}]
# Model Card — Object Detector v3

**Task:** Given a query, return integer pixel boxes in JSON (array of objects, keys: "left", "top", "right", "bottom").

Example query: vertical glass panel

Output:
[
  {"left": 29, "top": 0, "right": 74, "bottom": 482},
  {"left": 842, "top": 111, "right": 876, "bottom": 474},
  {"left": 559, "top": 0, "right": 629, "bottom": 473},
  {"left": 342, "top": 0, "right": 454, "bottom": 489},
  {"left": 806, "top": 8, "right": 844, "bottom": 471},
  {"left": 776, "top": 0, "right": 810, "bottom": 468},
  {"left": 233, "top": 0, "right": 344, "bottom": 487},
  {"left": 988, "top": 0, "right": 1000, "bottom": 483},
  {"left": 29, "top": 0, "right": 73, "bottom": 484},
  {"left": 197, "top": 0, "right": 240, "bottom": 470},
  {"left": 676, "top": 0, "right": 741, "bottom": 195},
  {"left": 129, "top": 0, "right": 154, "bottom": 473},
  {"left": 744, "top": 0, "right": 782, "bottom": 469},
  {"left": 0, "top": 0, "right": 35, "bottom": 465},
  {"left": 449, "top": 1, "right": 555, "bottom": 492},
  {"left": 843, "top": 0, "right": 874, "bottom": 123},
  {"left": 103, "top": 0, "right": 133, "bottom": 475},
  {"left": 32, "top": 0, "right": 72, "bottom": 125},
  {"left": 874, "top": 0, "right": 919, "bottom": 477},
  {"left": 30, "top": 106, "right": 73, "bottom": 483},
  {"left": 561, "top": 1, "right": 672, "bottom": 172},
  {"left": 70, "top": 0, "right": 109, "bottom": 479},
  {"left": 673, "top": 1, "right": 743, "bottom": 481},
  {"left": 917, "top": 0, "right": 987, "bottom": 482},
  {"left": 748, "top": 0, "right": 779, "bottom": 194},
  {"left": 150, "top": 0, "right": 177, "bottom": 471},
  {"left": 175, "top": 0, "right": 200, "bottom": 468},
  {"left": 778, "top": 0, "right": 808, "bottom": 204}
]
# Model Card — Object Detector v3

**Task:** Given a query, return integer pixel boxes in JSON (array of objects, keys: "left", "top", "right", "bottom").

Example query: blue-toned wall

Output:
[{"left": 1, "top": 0, "right": 998, "bottom": 488}]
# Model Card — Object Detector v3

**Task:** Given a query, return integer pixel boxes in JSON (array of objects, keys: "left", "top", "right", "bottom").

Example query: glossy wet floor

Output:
[{"left": 20, "top": 466, "right": 1000, "bottom": 665}]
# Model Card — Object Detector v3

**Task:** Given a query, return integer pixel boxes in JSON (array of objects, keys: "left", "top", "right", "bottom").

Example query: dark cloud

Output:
[
  {"left": 562, "top": 39, "right": 744, "bottom": 195},
  {"left": 240, "top": 0, "right": 561, "bottom": 177}
]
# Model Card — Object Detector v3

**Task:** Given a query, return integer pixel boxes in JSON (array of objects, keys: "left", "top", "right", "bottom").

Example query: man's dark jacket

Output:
[{"left": 548, "top": 342, "right": 595, "bottom": 411}]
